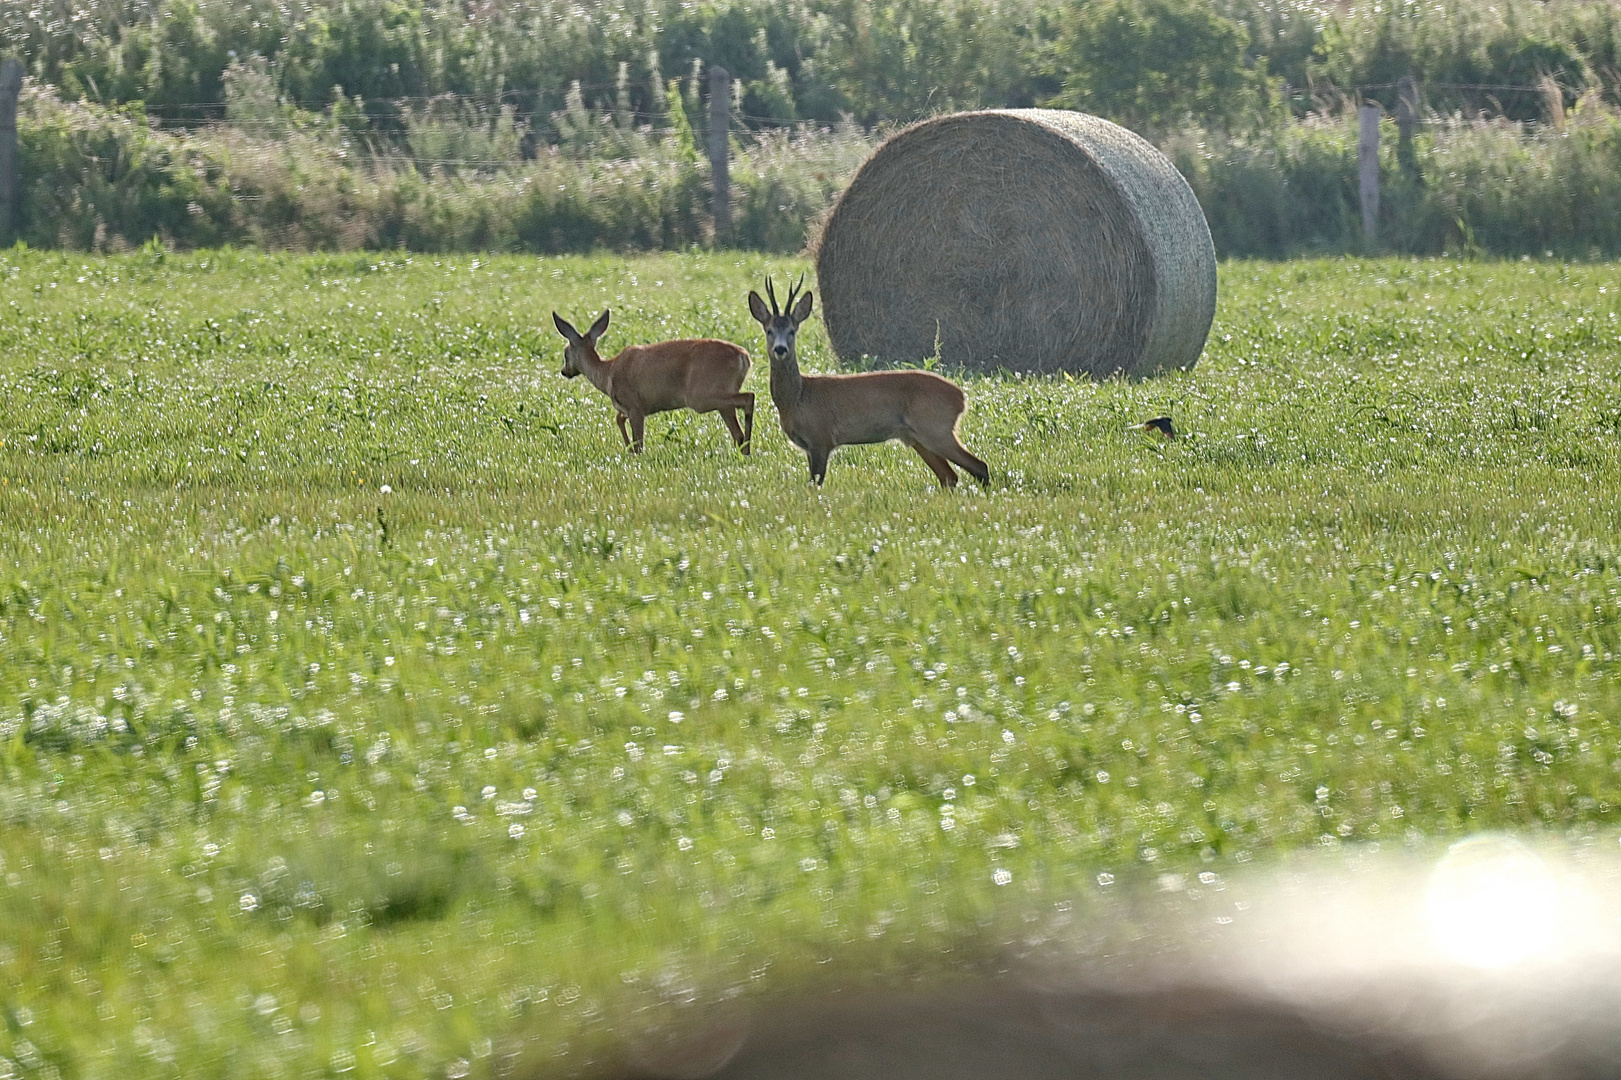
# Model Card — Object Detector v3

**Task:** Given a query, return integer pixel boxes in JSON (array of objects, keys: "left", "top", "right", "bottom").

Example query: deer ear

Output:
[
  {"left": 587, "top": 309, "right": 610, "bottom": 342},
  {"left": 748, "top": 291, "right": 772, "bottom": 327},
  {"left": 791, "top": 290, "right": 814, "bottom": 324},
  {"left": 552, "top": 312, "right": 579, "bottom": 341}
]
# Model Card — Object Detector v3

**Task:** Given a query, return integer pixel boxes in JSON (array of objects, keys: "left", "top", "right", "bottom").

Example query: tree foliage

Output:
[
  {"left": 6, "top": 0, "right": 1621, "bottom": 138},
  {"left": 1053, "top": 0, "right": 1263, "bottom": 136}
]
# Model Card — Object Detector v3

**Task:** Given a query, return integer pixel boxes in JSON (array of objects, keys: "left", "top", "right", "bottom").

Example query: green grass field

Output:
[{"left": 1, "top": 248, "right": 1620, "bottom": 1079}]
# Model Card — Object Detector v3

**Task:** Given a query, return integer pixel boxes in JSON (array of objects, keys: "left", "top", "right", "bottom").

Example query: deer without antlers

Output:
[
  {"left": 748, "top": 277, "right": 989, "bottom": 488},
  {"left": 551, "top": 309, "right": 755, "bottom": 455}
]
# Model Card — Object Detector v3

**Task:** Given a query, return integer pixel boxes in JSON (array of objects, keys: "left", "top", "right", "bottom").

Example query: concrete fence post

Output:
[
  {"left": 0, "top": 58, "right": 23, "bottom": 247},
  {"left": 1358, "top": 103, "right": 1381, "bottom": 245},
  {"left": 707, "top": 65, "right": 732, "bottom": 243}
]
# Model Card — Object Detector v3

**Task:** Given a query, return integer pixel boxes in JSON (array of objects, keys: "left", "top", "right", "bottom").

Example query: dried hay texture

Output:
[{"left": 812, "top": 109, "right": 1217, "bottom": 378}]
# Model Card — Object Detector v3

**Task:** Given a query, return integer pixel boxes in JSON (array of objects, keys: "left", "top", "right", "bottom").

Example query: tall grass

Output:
[
  {"left": 17, "top": 77, "right": 1621, "bottom": 257},
  {"left": 1172, "top": 96, "right": 1621, "bottom": 258},
  {"left": 14, "top": 82, "right": 873, "bottom": 254}
]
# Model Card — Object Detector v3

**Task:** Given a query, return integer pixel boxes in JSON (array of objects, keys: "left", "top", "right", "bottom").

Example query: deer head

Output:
[
  {"left": 748, "top": 276, "right": 814, "bottom": 363},
  {"left": 552, "top": 309, "right": 611, "bottom": 379}
]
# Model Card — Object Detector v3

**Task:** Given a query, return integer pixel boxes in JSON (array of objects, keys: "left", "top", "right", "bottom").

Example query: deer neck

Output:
[
  {"left": 577, "top": 347, "right": 614, "bottom": 396},
  {"left": 769, "top": 348, "right": 805, "bottom": 409}
]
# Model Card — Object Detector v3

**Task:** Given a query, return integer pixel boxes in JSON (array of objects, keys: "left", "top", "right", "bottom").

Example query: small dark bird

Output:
[{"left": 1141, "top": 416, "right": 1176, "bottom": 439}]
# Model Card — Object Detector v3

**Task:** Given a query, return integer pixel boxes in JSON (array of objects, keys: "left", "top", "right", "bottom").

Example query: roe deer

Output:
[
  {"left": 551, "top": 309, "right": 755, "bottom": 454},
  {"left": 747, "top": 278, "right": 989, "bottom": 488}
]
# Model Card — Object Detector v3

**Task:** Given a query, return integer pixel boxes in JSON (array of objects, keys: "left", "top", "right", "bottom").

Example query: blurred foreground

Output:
[{"left": 597, "top": 836, "right": 1621, "bottom": 1080}]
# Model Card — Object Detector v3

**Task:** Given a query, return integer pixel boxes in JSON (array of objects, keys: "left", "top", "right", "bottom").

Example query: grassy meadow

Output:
[{"left": 1, "top": 248, "right": 1620, "bottom": 1078}]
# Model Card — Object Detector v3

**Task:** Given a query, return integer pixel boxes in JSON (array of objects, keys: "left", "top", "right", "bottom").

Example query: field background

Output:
[
  {"left": 16, "top": 0, "right": 1621, "bottom": 259},
  {"left": 1, "top": 250, "right": 1620, "bottom": 1078}
]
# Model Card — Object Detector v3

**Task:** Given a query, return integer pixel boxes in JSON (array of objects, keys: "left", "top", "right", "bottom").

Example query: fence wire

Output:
[{"left": 16, "top": 78, "right": 1584, "bottom": 174}]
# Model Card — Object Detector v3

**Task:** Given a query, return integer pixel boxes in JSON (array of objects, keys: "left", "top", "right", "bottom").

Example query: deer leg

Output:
[
  {"left": 929, "top": 433, "right": 990, "bottom": 487},
  {"left": 615, "top": 413, "right": 632, "bottom": 448},
  {"left": 739, "top": 392, "right": 755, "bottom": 454},
  {"left": 628, "top": 413, "right": 646, "bottom": 454},
  {"left": 806, "top": 447, "right": 830, "bottom": 486},
  {"left": 910, "top": 442, "right": 960, "bottom": 489},
  {"left": 718, "top": 407, "right": 747, "bottom": 451}
]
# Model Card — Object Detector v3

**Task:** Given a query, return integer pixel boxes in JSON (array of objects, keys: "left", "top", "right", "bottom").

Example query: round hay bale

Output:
[{"left": 812, "top": 109, "right": 1216, "bottom": 378}]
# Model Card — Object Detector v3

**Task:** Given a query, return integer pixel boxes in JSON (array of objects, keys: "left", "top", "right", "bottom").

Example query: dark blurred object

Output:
[
  {"left": 612, "top": 982, "right": 1434, "bottom": 1079},
  {"left": 578, "top": 838, "right": 1621, "bottom": 1080},
  {"left": 1141, "top": 416, "right": 1176, "bottom": 439}
]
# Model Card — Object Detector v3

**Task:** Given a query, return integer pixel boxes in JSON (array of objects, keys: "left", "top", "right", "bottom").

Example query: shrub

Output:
[
  {"left": 1051, "top": 0, "right": 1265, "bottom": 136},
  {"left": 16, "top": 88, "right": 239, "bottom": 250},
  {"left": 18, "top": 76, "right": 1621, "bottom": 259},
  {"left": 1170, "top": 99, "right": 1621, "bottom": 258}
]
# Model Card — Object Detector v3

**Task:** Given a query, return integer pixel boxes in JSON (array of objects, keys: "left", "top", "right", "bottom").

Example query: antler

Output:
[
  {"left": 784, "top": 273, "right": 805, "bottom": 315},
  {"left": 765, "top": 277, "right": 780, "bottom": 318}
]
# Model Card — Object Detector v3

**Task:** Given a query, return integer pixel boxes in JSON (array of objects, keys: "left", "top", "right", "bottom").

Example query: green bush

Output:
[
  {"left": 1302, "top": 0, "right": 1598, "bottom": 119},
  {"left": 1052, "top": 0, "right": 1264, "bottom": 136},
  {"left": 14, "top": 83, "right": 863, "bottom": 254},
  {"left": 1171, "top": 99, "right": 1621, "bottom": 258},
  {"left": 16, "top": 91, "right": 238, "bottom": 250},
  {"left": 15, "top": 0, "right": 1621, "bottom": 136},
  {"left": 19, "top": 76, "right": 1621, "bottom": 259}
]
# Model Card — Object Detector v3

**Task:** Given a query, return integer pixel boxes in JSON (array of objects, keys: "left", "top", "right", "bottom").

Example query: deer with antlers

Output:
[
  {"left": 747, "top": 277, "right": 989, "bottom": 489},
  {"left": 551, "top": 309, "right": 755, "bottom": 455}
]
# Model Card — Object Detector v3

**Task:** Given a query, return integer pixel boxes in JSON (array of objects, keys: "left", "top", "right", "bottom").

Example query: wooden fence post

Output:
[
  {"left": 1358, "top": 102, "right": 1381, "bottom": 246},
  {"left": 0, "top": 58, "right": 22, "bottom": 248},
  {"left": 707, "top": 65, "right": 732, "bottom": 243}
]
